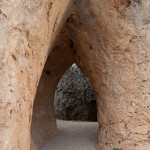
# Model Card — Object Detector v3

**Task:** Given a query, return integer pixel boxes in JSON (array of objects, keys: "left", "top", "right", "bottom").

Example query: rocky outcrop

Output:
[
  {"left": 54, "top": 64, "right": 97, "bottom": 121},
  {"left": 0, "top": 0, "right": 150, "bottom": 150},
  {"left": 0, "top": 0, "right": 73, "bottom": 149}
]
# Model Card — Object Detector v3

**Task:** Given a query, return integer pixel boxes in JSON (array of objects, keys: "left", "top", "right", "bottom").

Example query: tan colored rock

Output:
[
  {"left": 0, "top": 0, "right": 72, "bottom": 149},
  {"left": 0, "top": 0, "right": 150, "bottom": 150},
  {"left": 31, "top": 34, "right": 74, "bottom": 149}
]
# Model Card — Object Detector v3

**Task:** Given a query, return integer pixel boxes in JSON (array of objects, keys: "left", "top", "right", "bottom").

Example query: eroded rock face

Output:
[
  {"left": 0, "top": 0, "right": 73, "bottom": 149},
  {"left": 54, "top": 64, "right": 97, "bottom": 121},
  {"left": 0, "top": 0, "right": 150, "bottom": 150},
  {"left": 31, "top": 34, "right": 75, "bottom": 149}
]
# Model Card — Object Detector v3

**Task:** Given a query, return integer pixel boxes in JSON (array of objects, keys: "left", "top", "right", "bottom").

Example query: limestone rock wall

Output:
[
  {"left": 0, "top": 0, "right": 150, "bottom": 150},
  {"left": 67, "top": 1, "right": 150, "bottom": 149},
  {"left": 54, "top": 64, "right": 97, "bottom": 121},
  {"left": 0, "top": 0, "right": 73, "bottom": 149}
]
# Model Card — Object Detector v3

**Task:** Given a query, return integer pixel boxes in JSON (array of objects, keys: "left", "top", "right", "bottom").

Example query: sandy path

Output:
[{"left": 39, "top": 120, "right": 99, "bottom": 150}]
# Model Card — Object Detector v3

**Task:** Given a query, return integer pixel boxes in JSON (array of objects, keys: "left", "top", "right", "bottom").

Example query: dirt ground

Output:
[{"left": 39, "top": 120, "right": 99, "bottom": 150}]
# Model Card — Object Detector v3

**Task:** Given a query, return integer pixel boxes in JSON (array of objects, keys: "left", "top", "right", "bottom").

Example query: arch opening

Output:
[{"left": 30, "top": 41, "right": 99, "bottom": 149}]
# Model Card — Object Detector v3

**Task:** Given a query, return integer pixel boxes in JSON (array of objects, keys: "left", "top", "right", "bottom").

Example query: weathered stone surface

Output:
[
  {"left": 54, "top": 64, "right": 97, "bottom": 121},
  {"left": 0, "top": 0, "right": 73, "bottom": 149},
  {"left": 0, "top": 0, "right": 150, "bottom": 150},
  {"left": 31, "top": 34, "right": 74, "bottom": 149}
]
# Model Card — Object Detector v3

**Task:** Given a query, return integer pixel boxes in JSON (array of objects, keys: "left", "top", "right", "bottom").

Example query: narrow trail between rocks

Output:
[{"left": 39, "top": 120, "right": 99, "bottom": 150}]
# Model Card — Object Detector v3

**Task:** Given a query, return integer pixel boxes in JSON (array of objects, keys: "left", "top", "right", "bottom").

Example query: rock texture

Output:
[
  {"left": 31, "top": 34, "right": 74, "bottom": 149},
  {"left": 54, "top": 64, "right": 97, "bottom": 121},
  {"left": 0, "top": 0, "right": 150, "bottom": 150},
  {"left": 0, "top": 0, "right": 73, "bottom": 149}
]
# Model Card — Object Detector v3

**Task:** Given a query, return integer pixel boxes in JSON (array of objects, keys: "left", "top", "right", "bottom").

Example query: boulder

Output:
[{"left": 54, "top": 64, "right": 97, "bottom": 121}]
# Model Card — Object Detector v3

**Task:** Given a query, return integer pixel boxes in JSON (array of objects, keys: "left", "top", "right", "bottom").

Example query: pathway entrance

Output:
[{"left": 39, "top": 120, "right": 99, "bottom": 150}]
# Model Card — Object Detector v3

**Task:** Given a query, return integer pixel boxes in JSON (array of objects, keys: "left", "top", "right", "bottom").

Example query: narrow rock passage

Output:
[{"left": 39, "top": 120, "right": 99, "bottom": 150}]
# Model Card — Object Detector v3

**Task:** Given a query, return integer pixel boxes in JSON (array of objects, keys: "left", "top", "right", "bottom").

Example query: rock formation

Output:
[
  {"left": 0, "top": 0, "right": 150, "bottom": 150},
  {"left": 54, "top": 64, "right": 97, "bottom": 121}
]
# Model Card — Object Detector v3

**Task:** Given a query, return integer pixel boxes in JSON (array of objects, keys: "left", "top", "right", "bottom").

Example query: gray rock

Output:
[{"left": 54, "top": 64, "right": 97, "bottom": 121}]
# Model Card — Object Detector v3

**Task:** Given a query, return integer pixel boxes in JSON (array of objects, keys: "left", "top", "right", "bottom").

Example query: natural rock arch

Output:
[
  {"left": 31, "top": 30, "right": 98, "bottom": 149},
  {"left": 0, "top": 0, "right": 150, "bottom": 150}
]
